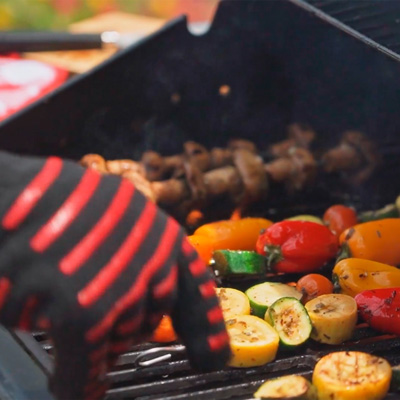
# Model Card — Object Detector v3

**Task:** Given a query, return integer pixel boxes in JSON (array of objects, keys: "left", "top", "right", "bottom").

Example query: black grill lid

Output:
[{"left": 304, "top": 0, "right": 400, "bottom": 54}]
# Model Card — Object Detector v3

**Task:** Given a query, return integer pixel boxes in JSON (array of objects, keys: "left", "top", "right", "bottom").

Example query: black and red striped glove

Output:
[{"left": 0, "top": 150, "right": 231, "bottom": 400}]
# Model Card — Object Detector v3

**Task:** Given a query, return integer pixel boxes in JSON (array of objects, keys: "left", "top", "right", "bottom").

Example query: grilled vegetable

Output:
[
  {"left": 305, "top": 294, "right": 357, "bottom": 344},
  {"left": 187, "top": 234, "right": 215, "bottom": 264},
  {"left": 246, "top": 282, "right": 302, "bottom": 318},
  {"left": 212, "top": 250, "right": 266, "bottom": 277},
  {"left": 333, "top": 258, "right": 400, "bottom": 297},
  {"left": 194, "top": 218, "right": 273, "bottom": 252},
  {"left": 296, "top": 274, "right": 334, "bottom": 304},
  {"left": 286, "top": 214, "right": 323, "bottom": 224},
  {"left": 226, "top": 315, "right": 279, "bottom": 368},
  {"left": 151, "top": 315, "right": 177, "bottom": 343},
  {"left": 267, "top": 297, "right": 312, "bottom": 348},
  {"left": 256, "top": 221, "right": 338, "bottom": 274},
  {"left": 254, "top": 375, "right": 317, "bottom": 399},
  {"left": 358, "top": 203, "right": 399, "bottom": 223},
  {"left": 323, "top": 204, "right": 358, "bottom": 238},
  {"left": 339, "top": 218, "right": 400, "bottom": 265},
  {"left": 312, "top": 351, "right": 391, "bottom": 400},
  {"left": 355, "top": 288, "right": 400, "bottom": 335},
  {"left": 216, "top": 287, "right": 250, "bottom": 319}
]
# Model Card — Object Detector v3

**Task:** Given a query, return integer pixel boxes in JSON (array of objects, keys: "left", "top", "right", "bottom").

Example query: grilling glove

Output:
[{"left": 0, "top": 151, "right": 231, "bottom": 400}]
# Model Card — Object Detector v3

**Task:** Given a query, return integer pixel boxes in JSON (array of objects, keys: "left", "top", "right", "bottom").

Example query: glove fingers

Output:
[
  {"left": 49, "top": 325, "right": 110, "bottom": 400},
  {"left": 170, "top": 238, "right": 231, "bottom": 372}
]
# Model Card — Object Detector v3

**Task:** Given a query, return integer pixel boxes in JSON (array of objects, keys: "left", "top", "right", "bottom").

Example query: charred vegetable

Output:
[
  {"left": 212, "top": 250, "right": 266, "bottom": 277},
  {"left": 256, "top": 221, "right": 338, "bottom": 274},
  {"left": 226, "top": 315, "right": 279, "bottom": 368},
  {"left": 312, "top": 351, "right": 391, "bottom": 400},
  {"left": 216, "top": 287, "right": 250, "bottom": 319},
  {"left": 355, "top": 288, "right": 400, "bottom": 335},
  {"left": 246, "top": 282, "right": 302, "bottom": 318},
  {"left": 333, "top": 258, "right": 400, "bottom": 297},
  {"left": 254, "top": 375, "right": 317, "bottom": 399},
  {"left": 339, "top": 218, "right": 400, "bottom": 265},
  {"left": 296, "top": 274, "right": 334, "bottom": 304},
  {"left": 358, "top": 203, "right": 399, "bottom": 223},
  {"left": 266, "top": 297, "right": 312, "bottom": 348},
  {"left": 305, "top": 294, "right": 357, "bottom": 344}
]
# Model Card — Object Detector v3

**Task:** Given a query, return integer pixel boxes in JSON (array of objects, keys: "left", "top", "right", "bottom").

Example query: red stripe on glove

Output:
[
  {"left": 181, "top": 238, "right": 195, "bottom": 257},
  {"left": 116, "top": 313, "right": 143, "bottom": 336},
  {"left": 207, "top": 331, "right": 230, "bottom": 352},
  {"left": 31, "top": 169, "right": 101, "bottom": 253},
  {"left": 2, "top": 157, "right": 63, "bottom": 230},
  {"left": 199, "top": 280, "right": 217, "bottom": 299},
  {"left": 0, "top": 277, "right": 11, "bottom": 310},
  {"left": 60, "top": 179, "right": 134, "bottom": 275},
  {"left": 85, "top": 219, "right": 180, "bottom": 343},
  {"left": 207, "top": 306, "right": 224, "bottom": 324},
  {"left": 153, "top": 265, "right": 177, "bottom": 299},
  {"left": 18, "top": 296, "right": 39, "bottom": 331},
  {"left": 77, "top": 201, "right": 157, "bottom": 307},
  {"left": 189, "top": 257, "right": 207, "bottom": 277}
]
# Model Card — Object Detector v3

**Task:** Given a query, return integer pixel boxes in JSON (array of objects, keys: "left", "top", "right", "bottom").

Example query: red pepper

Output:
[
  {"left": 355, "top": 288, "right": 400, "bottom": 335},
  {"left": 255, "top": 220, "right": 338, "bottom": 274}
]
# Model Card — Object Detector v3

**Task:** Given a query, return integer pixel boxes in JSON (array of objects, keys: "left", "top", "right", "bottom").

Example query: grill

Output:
[{"left": 2, "top": 0, "right": 400, "bottom": 399}]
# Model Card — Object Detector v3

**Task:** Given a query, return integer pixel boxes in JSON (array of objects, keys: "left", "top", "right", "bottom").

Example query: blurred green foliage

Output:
[{"left": 0, "top": 0, "right": 171, "bottom": 29}]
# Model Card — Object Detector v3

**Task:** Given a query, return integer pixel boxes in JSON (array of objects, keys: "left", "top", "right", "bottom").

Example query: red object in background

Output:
[{"left": 0, "top": 55, "right": 68, "bottom": 122}]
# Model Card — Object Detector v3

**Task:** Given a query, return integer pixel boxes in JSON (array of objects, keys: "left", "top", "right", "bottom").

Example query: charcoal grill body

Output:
[{"left": 2, "top": 0, "right": 400, "bottom": 399}]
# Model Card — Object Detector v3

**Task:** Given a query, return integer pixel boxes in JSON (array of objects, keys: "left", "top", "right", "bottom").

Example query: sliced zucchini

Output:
[
  {"left": 254, "top": 375, "right": 317, "bottom": 399},
  {"left": 216, "top": 287, "right": 250, "bottom": 319},
  {"left": 226, "top": 315, "right": 279, "bottom": 368},
  {"left": 212, "top": 250, "right": 266, "bottom": 278},
  {"left": 358, "top": 203, "right": 399, "bottom": 223},
  {"left": 313, "top": 351, "right": 391, "bottom": 400},
  {"left": 305, "top": 294, "right": 357, "bottom": 345},
  {"left": 267, "top": 297, "right": 312, "bottom": 348},
  {"left": 246, "top": 282, "right": 302, "bottom": 318}
]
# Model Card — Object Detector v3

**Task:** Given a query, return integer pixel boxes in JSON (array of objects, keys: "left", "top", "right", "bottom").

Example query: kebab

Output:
[{"left": 80, "top": 127, "right": 378, "bottom": 222}]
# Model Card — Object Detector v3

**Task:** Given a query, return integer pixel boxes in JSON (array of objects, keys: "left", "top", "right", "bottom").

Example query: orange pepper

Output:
[
  {"left": 339, "top": 218, "right": 400, "bottom": 266},
  {"left": 193, "top": 217, "right": 273, "bottom": 253},
  {"left": 150, "top": 315, "right": 177, "bottom": 343},
  {"left": 187, "top": 235, "right": 215, "bottom": 264}
]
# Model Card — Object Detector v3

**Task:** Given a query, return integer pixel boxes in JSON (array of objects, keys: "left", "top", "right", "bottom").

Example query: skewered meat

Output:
[{"left": 321, "top": 131, "right": 380, "bottom": 185}]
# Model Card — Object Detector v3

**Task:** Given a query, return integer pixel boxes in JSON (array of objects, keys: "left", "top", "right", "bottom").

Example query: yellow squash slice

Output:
[
  {"left": 226, "top": 315, "right": 279, "bottom": 368},
  {"left": 313, "top": 351, "right": 391, "bottom": 400},
  {"left": 305, "top": 294, "right": 357, "bottom": 344},
  {"left": 216, "top": 287, "right": 251, "bottom": 319}
]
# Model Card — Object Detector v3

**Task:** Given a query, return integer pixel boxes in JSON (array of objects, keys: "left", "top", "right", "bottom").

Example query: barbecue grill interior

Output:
[{"left": 2, "top": 0, "right": 400, "bottom": 399}]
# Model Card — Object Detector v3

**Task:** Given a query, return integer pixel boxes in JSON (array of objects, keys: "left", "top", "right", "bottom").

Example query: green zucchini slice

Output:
[
  {"left": 358, "top": 203, "right": 399, "bottom": 223},
  {"left": 267, "top": 297, "right": 312, "bottom": 348},
  {"left": 254, "top": 375, "right": 317, "bottom": 399},
  {"left": 212, "top": 250, "right": 266, "bottom": 277},
  {"left": 245, "top": 282, "right": 302, "bottom": 318}
]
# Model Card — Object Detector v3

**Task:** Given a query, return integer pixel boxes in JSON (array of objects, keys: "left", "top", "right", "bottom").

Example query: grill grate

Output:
[{"left": 19, "top": 324, "right": 400, "bottom": 399}]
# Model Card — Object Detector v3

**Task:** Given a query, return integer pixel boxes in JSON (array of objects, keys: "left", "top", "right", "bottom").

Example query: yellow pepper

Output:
[{"left": 333, "top": 258, "right": 400, "bottom": 297}]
